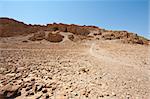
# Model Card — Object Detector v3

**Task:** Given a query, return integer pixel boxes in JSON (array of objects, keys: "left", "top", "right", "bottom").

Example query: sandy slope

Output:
[{"left": 0, "top": 37, "right": 150, "bottom": 99}]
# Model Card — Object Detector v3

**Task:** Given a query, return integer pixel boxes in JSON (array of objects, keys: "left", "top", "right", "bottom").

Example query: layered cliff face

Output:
[{"left": 0, "top": 17, "right": 149, "bottom": 45}]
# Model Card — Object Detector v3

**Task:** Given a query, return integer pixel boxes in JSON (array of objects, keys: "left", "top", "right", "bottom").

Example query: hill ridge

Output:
[{"left": 0, "top": 17, "right": 149, "bottom": 45}]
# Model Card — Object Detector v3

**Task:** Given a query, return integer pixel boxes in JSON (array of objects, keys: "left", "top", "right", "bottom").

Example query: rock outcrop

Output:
[
  {"left": 0, "top": 18, "right": 46, "bottom": 37},
  {"left": 68, "top": 34, "right": 74, "bottom": 41},
  {"left": 0, "top": 18, "right": 28, "bottom": 37},
  {"left": 102, "top": 31, "right": 149, "bottom": 45},
  {"left": 46, "top": 32, "right": 64, "bottom": 42},
  {"left": 0, "top": 17, "right": 149, "bottom": 45},
  {"left": 29, "top": 31, "right": 45, "bottom": 41},
  {"left": 47, "top": 23, "right": 91, "bottom": 36}
]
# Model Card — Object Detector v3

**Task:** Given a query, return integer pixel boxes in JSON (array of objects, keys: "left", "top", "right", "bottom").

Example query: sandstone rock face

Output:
[
  {"left": 55, "top": 23, "right": 68, "bottom": 32},
  {"left": 28, "top": 31, "right": 65, "bottom": 43},
  {"left": 66, "top": 25, "right": 77, "bottom": 34},
  {"left": 67, "top": 25, "right": 90, "bottom": 35},
  {"left": 47, "top": 23, "right": 67, "bottom": 32},
  {"left": 0, "top": 18, "right": 149, "bottom": 45},
  {"left": 76, "top": 27, "right": 90, "bottom": 35},
  {"left": 102, "top": 31, "right": 129, "bottom": 40},
  {"left": 102, "top": 33, "right": 114, "bottom": 40},
  {"left": 46, "top": 33, "right": 64, "bottom": 42},
  {"left": 0, "top": 18, "right": 28, "bottom": 37},
  {"left": 102, "top": 31, "right": 149, "bottom": 45},
  {"left": 0, "top": 18, "right": 46, "bottom": 37},
  {"left": 29, "top": 31, "right": 45, "bottom": 41},
  {"left": 112, "top": 31, "right": 129, "bottom": 39},
  {"left": 47, "top": 24, "right": 91, "bottom": 36}
]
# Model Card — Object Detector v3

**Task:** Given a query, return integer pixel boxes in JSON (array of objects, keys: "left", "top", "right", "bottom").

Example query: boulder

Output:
[
  {"left": 35, "top": 84, "right": 43, "bottom": 92},
  {"left": 42, "top": 88, "right": 47, "bottom": 93},
  {"left": 68, "top": 34, "right": 74, "bottom": 41},
  {"left": 46, "top": 33, "right": 64, "bottom": 42},
  {"left": 0, "top": 84, "right": 21, "bottom": 98},
  {"left": 29, "top": 31, "right": 45, "bottom": 41}
]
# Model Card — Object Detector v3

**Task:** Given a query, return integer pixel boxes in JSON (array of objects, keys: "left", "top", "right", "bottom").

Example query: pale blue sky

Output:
[{"left": 0, "top": 0, "right": 149, "bottom": 38}]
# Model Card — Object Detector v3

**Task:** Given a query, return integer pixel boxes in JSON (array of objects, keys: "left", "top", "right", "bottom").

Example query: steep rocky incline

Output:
[{"left": 0, "top": 17, "right": 149, "bottom": 45}]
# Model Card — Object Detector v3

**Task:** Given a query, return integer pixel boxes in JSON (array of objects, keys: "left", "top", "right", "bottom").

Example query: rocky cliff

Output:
[{"left": 0, "top": 17, "right": 149, "bottom": 45}]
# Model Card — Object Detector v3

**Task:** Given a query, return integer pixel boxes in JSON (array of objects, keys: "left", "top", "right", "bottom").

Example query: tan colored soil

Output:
[{"left": 0, "top": 36, "right": 150, "bottom": 99}]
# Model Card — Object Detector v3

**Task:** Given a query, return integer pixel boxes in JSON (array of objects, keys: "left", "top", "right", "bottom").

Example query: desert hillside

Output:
[{"left": 0, "top": 18, "right": 150, "bottom": 99}]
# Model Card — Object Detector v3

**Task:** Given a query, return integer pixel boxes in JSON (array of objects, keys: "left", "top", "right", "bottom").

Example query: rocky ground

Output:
[
  {"left": 0, "top": 34, "right": 150, "bottom": 99},
  {"left": 0, "top": 18, "right": 150, "bottom": 99}
]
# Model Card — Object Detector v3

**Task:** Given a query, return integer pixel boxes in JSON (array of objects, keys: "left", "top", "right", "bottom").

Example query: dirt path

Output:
[
  {"left": 89, "top": 42, "right": 133, "bottom": 66},
  {"left": 0, "top": 40, "right": 150, "bottom": 99}
]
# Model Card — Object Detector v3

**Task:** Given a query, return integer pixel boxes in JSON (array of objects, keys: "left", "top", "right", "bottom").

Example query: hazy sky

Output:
[{"left": 0, "top": 0, "right": 149, "bottom": 38}]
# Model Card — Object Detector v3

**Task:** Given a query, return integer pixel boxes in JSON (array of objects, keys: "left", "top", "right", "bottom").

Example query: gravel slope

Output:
[{"left": 0, "top": 37, "right": 150, "bottom": 99}]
